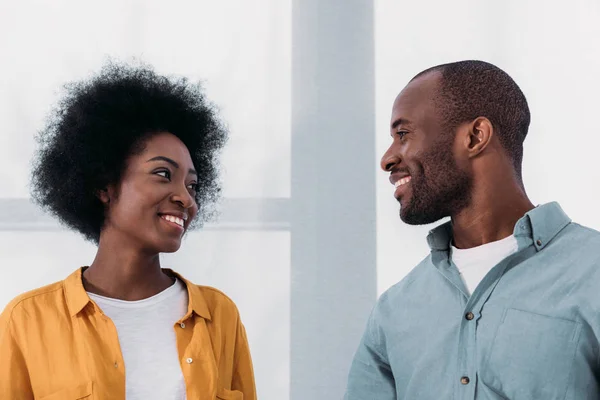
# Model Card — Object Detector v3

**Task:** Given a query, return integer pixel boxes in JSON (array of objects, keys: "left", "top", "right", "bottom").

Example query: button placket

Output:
[
  {"left": 454, "top": 243, "right": 531, "bottom": 397},
  {"left": 456, "top": 313, "right": 477, "bottom": 396},
  {"left": 456, "top": 284, "right": 492, "bottom": 396}
]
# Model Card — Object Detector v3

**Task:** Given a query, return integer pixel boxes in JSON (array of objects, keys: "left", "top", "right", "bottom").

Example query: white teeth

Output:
[
  {"left": 394, "top": 177, "right": 411, "bottom": 188},
  {"left": 162, "top": 215, "right": 184, "bottom": 227}
]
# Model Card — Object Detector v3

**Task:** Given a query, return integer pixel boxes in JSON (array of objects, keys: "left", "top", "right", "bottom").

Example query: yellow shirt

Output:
[{"left": 0, "top": 268, "right": 256, "bottom": 400}]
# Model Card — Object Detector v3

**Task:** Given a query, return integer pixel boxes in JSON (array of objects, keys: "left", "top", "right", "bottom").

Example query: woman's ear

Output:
[{"left": 96, "top": 188, "right": 111, "bottom": 204}]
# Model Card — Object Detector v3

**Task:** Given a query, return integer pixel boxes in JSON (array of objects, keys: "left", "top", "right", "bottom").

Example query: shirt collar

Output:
[
  {"left": 163, "top": 268, "right": 212, "bottom": 321},
  {"left": 426, "top": 201, "right": 571, "bottom": 252},
  {"left": 64, "top": 267, "right": 212, "bottom": 320},
  {"left": 64, "top": 267, "right": 92, "bottom": 317}
]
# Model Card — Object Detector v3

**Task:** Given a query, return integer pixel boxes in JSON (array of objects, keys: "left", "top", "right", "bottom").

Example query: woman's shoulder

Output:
[
  {"left": 194, "top": 284, "right": 236, "bottom": 304},
  {"left": 172, "top": 272, "right": 242, "bottom": 323},
  {"left": 169, "top": 270, "right": 238, "bottom": 309},
  {"left": 0, "top": 279, "right": 66, "bottom": 326},
  {"left": 192, "top": 284, "right": 241, "bottom": 317}
]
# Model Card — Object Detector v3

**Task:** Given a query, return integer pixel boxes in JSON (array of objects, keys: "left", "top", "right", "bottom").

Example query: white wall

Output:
[{"left": 375, "top": 0, "right": 600, "bottom": 295}]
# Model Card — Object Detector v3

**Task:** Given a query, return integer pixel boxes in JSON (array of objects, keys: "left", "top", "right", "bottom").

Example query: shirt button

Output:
[
  {"left": 465, "top": 312, "right": 474, "bottom": 320},
  {"left": 460, "top": 376, "right": 470, "bottom": 385},
  {"left": 186, "top": 358, "right": 193, "bottom": 364},
  {"left": 114, "top": 362, "right": 118, "bottom": 368},
  {"left": 180, "top": 322, "right": 186, "bottom": 328},
  {"left": 536, "top": 239, "right": 542, "bottom": 246}
]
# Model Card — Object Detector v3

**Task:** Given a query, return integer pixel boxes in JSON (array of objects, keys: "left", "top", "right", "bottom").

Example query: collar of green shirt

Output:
[{"left": 426, "top": 201, "right": 571, "bottom": 252}]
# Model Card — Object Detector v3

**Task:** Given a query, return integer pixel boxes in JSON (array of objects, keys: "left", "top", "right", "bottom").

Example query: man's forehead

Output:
[
  {"left": 391, "top": 72, "right": 441, "bottom": 124},
  {"left": 396, "top": 72, "right": 440, "bottom": 104}
]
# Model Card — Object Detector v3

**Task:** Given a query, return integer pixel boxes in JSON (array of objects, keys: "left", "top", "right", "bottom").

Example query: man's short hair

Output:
[{"left": 413, "top": 60, "right": 530, "bottom": 174}]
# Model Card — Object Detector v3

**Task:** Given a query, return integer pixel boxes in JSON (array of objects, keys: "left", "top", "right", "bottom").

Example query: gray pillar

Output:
[{"left": 291, "top": 1, "right": 376, "bottom": 398}]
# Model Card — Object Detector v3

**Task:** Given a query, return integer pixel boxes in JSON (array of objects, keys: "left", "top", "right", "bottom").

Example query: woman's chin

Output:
[
  {"left": 148, "top": 237, "right": 183, "bottom": 254},
  {"left": 160, "top": 242, "right": 182, "bottom": 253}
]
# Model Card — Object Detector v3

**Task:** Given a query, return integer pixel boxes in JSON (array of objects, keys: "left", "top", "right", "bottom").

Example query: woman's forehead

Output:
[{"left": 130, "top": 132, "right": 195, "bottom": 171}]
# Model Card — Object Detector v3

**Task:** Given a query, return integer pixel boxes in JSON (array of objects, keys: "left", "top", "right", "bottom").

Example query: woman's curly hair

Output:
[{"left": 31, "top": 61, "right": 228, "bottom": 244}]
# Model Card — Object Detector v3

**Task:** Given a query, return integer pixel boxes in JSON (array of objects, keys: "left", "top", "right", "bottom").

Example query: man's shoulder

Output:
[
  {"left": 566, "top": 221, "right": 600, "bottom": 239},
  {"left": 550, "top": 222, "right": 600, "bottom": 279},
  {"left": 377, "top": 254, "right": 435, "bottom": 305},
  {"left": 555, "top": 221, "right": 600, "bottom": 252}
]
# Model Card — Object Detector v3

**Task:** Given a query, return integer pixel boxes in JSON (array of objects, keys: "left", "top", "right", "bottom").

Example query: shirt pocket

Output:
[
  {"left": 216, "top": 388, "right": 243, "bottom": 400},
  {"left": 481, "top": 308, "right": 581, "bottom": 400},
  {"left": 39, "top": 381, "right": 93, "bottom": 400}
]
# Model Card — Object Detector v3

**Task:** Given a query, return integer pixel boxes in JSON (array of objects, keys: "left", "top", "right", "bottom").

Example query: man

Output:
[{"left": 345, "top": 60, "right": 600, "bottom": 399}]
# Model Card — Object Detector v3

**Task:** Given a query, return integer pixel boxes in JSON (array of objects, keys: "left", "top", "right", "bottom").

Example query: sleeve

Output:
[
  {"left": 344, "top": 307, "right": 396, "bottom": 400},
  {"left": 0, "top": 307, "right": 34, "bottom": 400},
  {"left": 231, "top": 314, "right": 257, "bottom": 400}
]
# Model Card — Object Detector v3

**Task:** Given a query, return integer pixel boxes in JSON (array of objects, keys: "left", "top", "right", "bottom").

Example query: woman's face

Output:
[{"left": 100, "top": 132, "right": 199, "bottom": 254}]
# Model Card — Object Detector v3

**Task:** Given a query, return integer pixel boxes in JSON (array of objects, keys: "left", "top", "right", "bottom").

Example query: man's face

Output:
[{"left": 381, "top": 72, "right": 472, "bottom": 225}]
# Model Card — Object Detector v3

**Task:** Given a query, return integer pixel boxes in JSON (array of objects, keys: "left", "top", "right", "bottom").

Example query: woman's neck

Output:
[{"left": 82, "top": 234, "right": 174, "bottom": 301}]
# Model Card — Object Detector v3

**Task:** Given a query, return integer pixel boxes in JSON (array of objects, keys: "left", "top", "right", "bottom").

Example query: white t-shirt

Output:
[
  {"left": 451, "top": 235, "right": 519, "bottom": 295},
  {"left": 88, "top": 278, "right": 189, "bottom": 400}
]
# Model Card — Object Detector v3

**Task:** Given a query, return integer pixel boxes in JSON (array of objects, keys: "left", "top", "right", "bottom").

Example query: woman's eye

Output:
[
  {"left": 187, "top": 183, "right": 198, "bottom": 191},
  {"left": 155, "top": 170, "right": 171, "bottom": 179}
]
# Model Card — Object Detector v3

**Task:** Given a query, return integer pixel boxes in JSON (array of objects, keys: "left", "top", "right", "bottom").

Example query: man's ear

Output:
[{"left": 465, "top": 117, "right": 494, "bottom": 158}]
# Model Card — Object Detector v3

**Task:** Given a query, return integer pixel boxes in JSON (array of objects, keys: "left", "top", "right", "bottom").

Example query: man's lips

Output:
[
  {"left": 389, "top": 171, "right": 412, "bottom": 187},
  {"left": 389, "top": 172, "right": 412, "bottom": 199},
  {"left": 394, "top": 176, "right": 412, "bottom": 188}
]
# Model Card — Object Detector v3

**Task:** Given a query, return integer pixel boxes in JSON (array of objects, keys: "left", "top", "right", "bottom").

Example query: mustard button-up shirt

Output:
[{"left": 0, "top": 268, "right": 256, "bottom": 400}]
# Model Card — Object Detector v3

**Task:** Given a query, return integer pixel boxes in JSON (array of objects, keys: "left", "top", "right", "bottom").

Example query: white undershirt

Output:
[
  {"left": 88, "top": 278, "right": 188, "bottom": 400},
  {"left": 451, "top": 235, "right": 519, "bottom": 295}
]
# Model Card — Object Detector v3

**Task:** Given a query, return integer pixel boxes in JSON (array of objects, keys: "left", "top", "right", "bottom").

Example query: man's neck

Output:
[{"left": 451, "top": 185, "right": 534, "bottom": 250}]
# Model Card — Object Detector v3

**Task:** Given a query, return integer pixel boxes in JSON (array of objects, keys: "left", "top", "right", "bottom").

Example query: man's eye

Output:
[
  {"left": 187, "top": 183, "right": 198, "bottom": 191},
  {"left": 396, "top": 131, "right": 408, "bottom": 139},
  {"left": 155, "top": 170, "right": 171, "bottom": 179}
]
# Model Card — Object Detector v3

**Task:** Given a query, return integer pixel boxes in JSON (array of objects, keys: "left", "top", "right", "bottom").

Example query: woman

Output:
[{"left": 0, "top": 62, "right": 255, "bottom": 400}]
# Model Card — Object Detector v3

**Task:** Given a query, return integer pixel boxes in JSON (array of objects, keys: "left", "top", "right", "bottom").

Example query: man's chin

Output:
[{"left": 400, "top": 206, "right": 444, "bottom": 226}]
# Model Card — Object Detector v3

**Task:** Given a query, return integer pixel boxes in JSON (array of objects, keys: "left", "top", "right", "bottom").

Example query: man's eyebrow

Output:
[
  {"left": 146, "top": 156, "right": 197, "bottom": 175},
  {"left": 391, "top": 118, "right": 412, "bottom": 130}
]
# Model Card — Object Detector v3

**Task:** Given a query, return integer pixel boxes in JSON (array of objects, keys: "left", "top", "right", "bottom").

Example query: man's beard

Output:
[{"left": 399, "top": 140, "right": 472, "bottom": 225}]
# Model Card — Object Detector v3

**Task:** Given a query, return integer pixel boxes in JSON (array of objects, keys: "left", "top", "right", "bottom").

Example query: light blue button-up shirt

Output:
[{"left": 345, "top": 202, "right": 600, "bottom": 399}]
